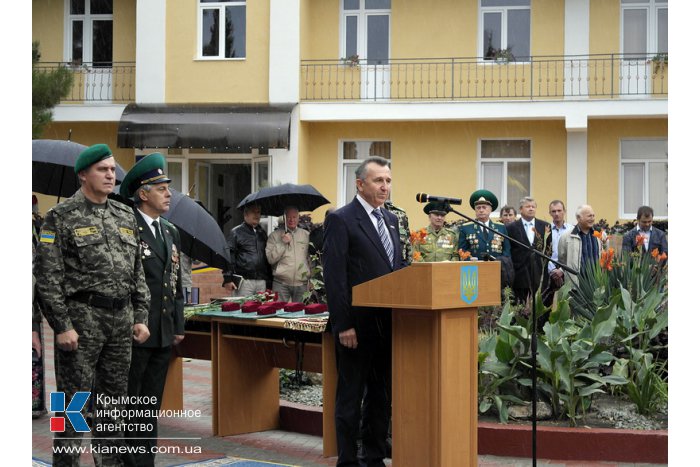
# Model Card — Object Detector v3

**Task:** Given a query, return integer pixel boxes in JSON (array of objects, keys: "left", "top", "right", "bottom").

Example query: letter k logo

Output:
[{"left": 50, "top": 391, "right": 91, "bottom": 432}]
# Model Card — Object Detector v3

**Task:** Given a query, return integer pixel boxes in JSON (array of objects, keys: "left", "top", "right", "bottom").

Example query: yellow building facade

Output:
[{"left": 34, "top": 0, "right": 668, "bottom": 227}]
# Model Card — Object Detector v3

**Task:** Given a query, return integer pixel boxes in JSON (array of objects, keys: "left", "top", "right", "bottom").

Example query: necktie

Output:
[
  {"left": 152, "top": 220, "right": 166, "bottom": 255},
  {"left": 372, "top": 209, "right": 394, "bottom": 264}
]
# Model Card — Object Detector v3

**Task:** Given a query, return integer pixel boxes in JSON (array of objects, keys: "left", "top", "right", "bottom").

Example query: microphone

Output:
[{"left": 415, "top": 193, "right": 462, "bottom": 205}]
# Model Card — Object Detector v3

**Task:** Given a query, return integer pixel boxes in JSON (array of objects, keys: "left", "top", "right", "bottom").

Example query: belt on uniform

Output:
[{"left": 70, "top": 292, "right": 130, "bottom": 310}]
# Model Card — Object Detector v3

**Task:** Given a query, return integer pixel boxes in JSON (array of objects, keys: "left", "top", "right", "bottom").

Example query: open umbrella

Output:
[
  {"left": 162, "top": 189, "right": 231, "bottom": 270},
  {"left": 236, "top": 183, "right": 330, "bottom": 216},
  {"left": 32, "top": 139, "right": 127, "bottom": 199}
]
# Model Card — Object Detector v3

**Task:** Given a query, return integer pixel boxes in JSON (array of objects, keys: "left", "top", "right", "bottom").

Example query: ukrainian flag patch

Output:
[{"left": 40, "top": 230, "right": 56, "bottom": 244}]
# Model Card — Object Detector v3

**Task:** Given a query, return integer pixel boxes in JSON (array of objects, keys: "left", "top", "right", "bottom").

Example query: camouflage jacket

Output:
[
  {"left": 34, "top": 189, "right": 150, "bottom": 334},
  {"left": 414, "top": 226, "right": 459, "bottom": 262},
  {"left": 385, "top": 201, "right": 412, "bottom": 264}
]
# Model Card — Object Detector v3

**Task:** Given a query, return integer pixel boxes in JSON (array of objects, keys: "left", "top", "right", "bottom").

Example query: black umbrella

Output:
[
  {"left": 162, "top": 189, "right": 231, "bottom": 270},
  {"left": 236, "top": 183, "right": 330, "bottom": 216},
  {"left": 32, "top": 139, "right": 127, "bottom": 199}
]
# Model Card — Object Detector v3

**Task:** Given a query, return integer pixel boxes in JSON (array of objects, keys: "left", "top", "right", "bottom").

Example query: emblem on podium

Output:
[{"left": 460, "top": 265, "right": 478, "bottom": 304}]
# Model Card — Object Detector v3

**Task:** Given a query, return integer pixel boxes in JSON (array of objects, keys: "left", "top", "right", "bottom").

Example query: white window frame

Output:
[
  {"left": 339, "top": 0, "right": 392, "bottom": 63},
  {"left": 619, "top": 138, "right": 668, "bottom": 219},
  {"left": 197, "top": 0, "right": 246, "bottom": 60},
  {"left": 478, "top": 0, "right": 531, "bottom": 63},
  {"left": 338, "top": 139, "right": 392, "bottom": 206},
  {"left": 477, "top": 138, "right": 532, "bottom": 213},
  {"left": 620, "top": 0, "right": 668, "bottom": 58},
  {"left": 63, "top": 0, "right": 113, "bottom": 65}
]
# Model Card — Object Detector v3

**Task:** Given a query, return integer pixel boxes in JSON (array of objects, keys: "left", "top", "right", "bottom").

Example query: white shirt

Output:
[
  {"left": 137, "top": 209, "right": 161, "bottom": 238},
  {"left": 521, "top": 218, "right": 535, "bottom": 245},
  {"left": 356, "top": 195, "right": 394, "bottom": 252},
  {"left": 636, "top": 225, "right": 653, "bottom": 250},
  {"left": 548, "top": 222, "right": 572, "bottom": 273}
]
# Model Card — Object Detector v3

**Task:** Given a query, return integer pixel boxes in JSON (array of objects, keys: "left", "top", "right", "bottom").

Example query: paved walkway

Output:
[{"left": 32, "top": 322, "right": 665, "bottom": 466}]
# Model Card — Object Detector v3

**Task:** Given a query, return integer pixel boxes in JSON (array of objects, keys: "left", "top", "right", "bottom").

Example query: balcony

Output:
[
  {"left": 34, "top": 62, "right": 136, "bottom": 103},
  {"left": 300, "top": 54, "right": 667, "bottom": 102}
]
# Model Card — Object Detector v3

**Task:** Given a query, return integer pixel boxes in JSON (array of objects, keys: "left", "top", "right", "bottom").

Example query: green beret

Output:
[
  {"left": 119, "top": 152, "right": 172, "bottom": 198},
  {"left": 423, "top": 201, "right": 450, "bottom": 215},
  {"left": 74, "top": 144, "right": 113, "bottom": 173},
  {"left": 469, "top": 189, "right": 499, "bottom": 211}
]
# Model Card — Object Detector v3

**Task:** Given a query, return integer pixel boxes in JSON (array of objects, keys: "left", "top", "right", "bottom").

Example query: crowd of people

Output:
[{"left": 32, "top": 147, "right": 667, "bottom": 467}]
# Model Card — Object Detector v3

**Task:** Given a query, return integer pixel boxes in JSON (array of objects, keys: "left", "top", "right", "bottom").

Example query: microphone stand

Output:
[{"left": 445, "top": 205, "right": 577, "bottom": 467}]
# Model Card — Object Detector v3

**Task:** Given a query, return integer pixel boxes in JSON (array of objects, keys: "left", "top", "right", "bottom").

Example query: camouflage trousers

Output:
[{"left": 53, "top": 302, "right": 133, "bottom": 467}]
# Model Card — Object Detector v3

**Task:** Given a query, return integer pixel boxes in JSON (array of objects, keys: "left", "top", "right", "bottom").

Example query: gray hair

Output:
[
  {"left": 575, "top": 204, "right": 593, "bottom": 219},
  {"left": 132, "top": 184, "right": 152, "bottom": 205},
  {"left": 355, "top": 156, "right": 390, "bottom": 182},
  {"left": 518, "top": 197, "right": 536, "bottom": 209}
]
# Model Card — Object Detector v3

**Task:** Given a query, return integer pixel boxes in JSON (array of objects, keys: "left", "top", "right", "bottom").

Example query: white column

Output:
[
  {"left": 269, "top": 0, "right": 300, "bottom": 103},
  {"left": 269, "top": 105, "right": 300, "bottom": 185},
  {"left": 566, "top": 130, "right": 588, "bottom": 224},
  {"left": 135, "top": 0, "right": 166, "bottom": 103},
  {"left": 564, "top": 0, "right": 590, "bottom": 97}
]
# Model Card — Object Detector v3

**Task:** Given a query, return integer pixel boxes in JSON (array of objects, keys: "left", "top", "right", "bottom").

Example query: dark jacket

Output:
[
  {"left": 223, "top": 222, "right": 272, "bottom": 285},
  {"left": 621, "top": 227, "right": 668, "bottom": 255},
  {"left": 506, "top": 217, "right": 552, "bottom": 291},
  {"left": 322, "top": 198, "right": 407, "bottom": 337},
  {"left": 134, "top": 211, "right": 185, "bottom": 348}
]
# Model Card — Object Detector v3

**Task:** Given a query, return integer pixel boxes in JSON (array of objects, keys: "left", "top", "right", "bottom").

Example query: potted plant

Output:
[
  {"left": 340, "top": 53, "right": 360, "bottom": 67},
  {"left": 649, "top": 53, "right": 668, "bottom": 74}
]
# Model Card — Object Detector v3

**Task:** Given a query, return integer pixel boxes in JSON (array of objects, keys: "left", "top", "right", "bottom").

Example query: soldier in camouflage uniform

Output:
[
  {"left": 414, "top": 202, "right": 459, "bottom": 262},
  {"left": 384, "top": 200, "right": 412, "bottom": 264},
  {"left": 34, "top": 144, "right": 151, "bottom": 467}
]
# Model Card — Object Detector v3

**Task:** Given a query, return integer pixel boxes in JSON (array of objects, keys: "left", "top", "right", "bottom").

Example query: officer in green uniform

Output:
[
  {"left": 457, "top": 189, "right": 511, "bottom": 260},
  {"left": 414, "top": 201, "right": 459, "bottom": 262},
  {"left": 34, "top": 144, "right": 151, "bottom": 467},
  {"left": 385, "top": 200, "right": 412, "bottom": 264},
  {"left": 120, "top": 153, "right": 185, "bottom": 467}
]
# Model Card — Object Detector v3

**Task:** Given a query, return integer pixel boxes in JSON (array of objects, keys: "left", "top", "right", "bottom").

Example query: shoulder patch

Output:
[{"left": 39, "top": 230, "right": 56, "bottom": 244}]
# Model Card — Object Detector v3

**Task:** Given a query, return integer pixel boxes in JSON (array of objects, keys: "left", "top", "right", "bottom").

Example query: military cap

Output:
[
  {"left": 423, "top": 201, "right": 450, "bottom": 215},
  {"left": 74, "top": 143, "right": 114, "bottom": 174},
  {"left": 469, "top": 189, "right": 499, "bottom": 211},
  {"left": 119, "top": 152, "right": 172, "bottom": 198}
]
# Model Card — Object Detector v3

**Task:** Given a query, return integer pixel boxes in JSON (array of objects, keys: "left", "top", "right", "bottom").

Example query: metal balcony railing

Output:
[
  {"left": 300, "top": 53, "right": 668, "bottom": 101},
  {"left": 34, "top": 62, "right": 136, "bottom": 103}
]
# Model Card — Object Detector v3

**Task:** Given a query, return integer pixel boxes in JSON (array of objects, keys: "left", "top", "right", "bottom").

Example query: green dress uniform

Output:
[
  {"left": 457, "top": 220, "right": 511, "bottom": 259},
  {"left": 34, "top": 188, "right": 150, "bottom": 467},
  {"left": 414, "top": 226, "right": 459, "bottom": 262}
]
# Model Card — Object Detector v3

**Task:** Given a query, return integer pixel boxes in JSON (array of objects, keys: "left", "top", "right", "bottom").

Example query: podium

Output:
[{"left": 353, "top": 261, "right": 500, "bottom": 467}]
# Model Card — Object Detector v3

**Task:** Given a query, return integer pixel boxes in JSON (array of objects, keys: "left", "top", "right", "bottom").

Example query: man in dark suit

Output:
[
  {"left": 506, "top": 196, "right": 552, "bottom": 304},
  {"left": 622, "top": 205, "right": 668, "bottom": 256},
  {"left": 120, "top": 153, "right": 185, "bottom": 467},
  {"left": 323, "top": 156, "right": 406, "bottom": 467}
]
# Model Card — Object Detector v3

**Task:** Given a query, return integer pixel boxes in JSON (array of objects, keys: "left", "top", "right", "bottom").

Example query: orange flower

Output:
[
  {"left": 412, "top": 251, "right": 423, "bottom": 261},
  {"left": 656, "top": 252, "right": 667, "bottom": 263},
  {"left": 599, "top": 249, "right": 614, "bottom": 271},
  {"left": 635, "top": 234, "right": 645, "bottom": 247},
  {"left": 651, "top": 248, "right": 659, "bottom": 258},
  {"left": 593, "top": 230, "right": 602, "bottom": 239},
  {"left": 458, "top": 249, "right": 471, "bottom": 260},
  {"left": 409, "top": 229, "right": 428, "bottom": 245}
]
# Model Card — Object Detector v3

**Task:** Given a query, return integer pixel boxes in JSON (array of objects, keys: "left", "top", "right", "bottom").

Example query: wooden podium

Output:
[{"left": 353, "top": 261, "right": 500, "bottom": 467}]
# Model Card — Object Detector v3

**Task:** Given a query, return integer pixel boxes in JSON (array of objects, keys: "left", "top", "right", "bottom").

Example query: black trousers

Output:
[
  {"left": 123, "top": 345, "right": 172, "bottom": 467},
  {"left": 334, "top": 320, "right": 392, "bottom": 467}
]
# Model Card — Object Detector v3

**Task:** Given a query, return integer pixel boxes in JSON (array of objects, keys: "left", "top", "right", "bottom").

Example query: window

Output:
[
  {"left": 65, "top": 0, "right": 113, "bottom": 66},
  {"left": 621, "top": 0, "right": 667, "bottom": 58},
  {"left": 480, "top": 0, "right": 530, "bottom": 61},
  {"left": 340, "top": 141, "right": 391, "bottom": 205},
  {"left": 341, "top": 0, "right": 391, "bottom": 65},
  {"left": 199, "top": 0, "right": 246, "bottom": 59},
  {"left": 620, "top": 139, "right": 667, "bottom": 218},
  {"left": 479, "top": 139, "right": 531, "bottom": 210}
]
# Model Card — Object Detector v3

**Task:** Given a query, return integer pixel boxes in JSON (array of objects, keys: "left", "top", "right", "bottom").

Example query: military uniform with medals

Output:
[
  {"left": 414, "top": 202, "right": 459, "bottom": 262},
  {"left": 120, "top": 153, "right": 185, "bottom": 467}
]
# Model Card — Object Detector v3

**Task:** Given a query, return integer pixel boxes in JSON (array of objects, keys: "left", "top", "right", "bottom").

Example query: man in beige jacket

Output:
[
  {"left": 558, "top": 204, "right": 603, "bottom": 286},
  {"left": 266, "top": 206, "right": 310, "bottom": 302}
]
